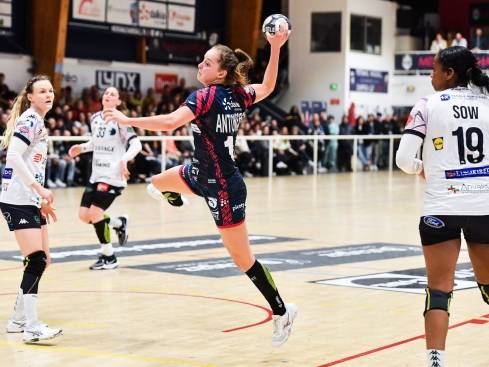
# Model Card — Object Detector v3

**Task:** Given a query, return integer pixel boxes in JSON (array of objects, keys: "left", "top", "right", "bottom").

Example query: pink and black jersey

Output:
[{"left": 183, "top": 84, "right": 255, "bottom": 187}]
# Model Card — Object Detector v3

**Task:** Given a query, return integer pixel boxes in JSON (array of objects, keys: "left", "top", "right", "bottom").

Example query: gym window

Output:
[
  {"left": 350, "top": 15, "right": 382, "bottom": 55},
  {"left": 310, "top": 12, "right": 342, "bottom": 52}
]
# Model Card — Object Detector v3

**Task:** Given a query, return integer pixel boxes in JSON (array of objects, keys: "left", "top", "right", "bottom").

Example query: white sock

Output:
[
  {"left": 11, "top": 288, "right": 24, "bottom": 321},
  {"left": 427, "top": 349, "right": 445, "bottom": 367},
  {"left": 23, "top": 294, "right": 39, "bottom": 329},
  {"left": 101, "top": 243, "right": 114, "bottom": 256},
  {"left": 109, "top": 216, "right": 122, "bottom": 229}
]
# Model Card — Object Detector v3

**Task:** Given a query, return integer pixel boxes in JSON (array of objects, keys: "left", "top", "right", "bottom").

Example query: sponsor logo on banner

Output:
[
  {"left": 128, "top": 243, "right": 423, "bottom": 278},
  {"left": 168, "top": 4, "right": 195, "bottom": 33},
  {"left": 155, "top": 73, "right": 178, "bottom": 93},
  {"left": 96, "top": 70, "right": 140, "bottom": 92},
  {"left": 139, "top": 1, "right": 167, "bottom": 30},
  {"left": 107, "top": 0, "right": 138, "bottom": 26},
  {"left": 350, "top": 68, "right": 389, "bottom": 93},
  {"left": 72, "top": 0, "right": 106, "bottom": 22},
  {"left": 312, "top": 263, "right": 477, "bottom": 294},
  {"left": 0, "top": 235, "right": 299, "bottom": 263}
]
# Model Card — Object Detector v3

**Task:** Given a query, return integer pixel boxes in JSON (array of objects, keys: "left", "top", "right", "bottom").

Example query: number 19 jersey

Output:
[{"left": 405, "top": 87, "right": 489, "bottom": 215}]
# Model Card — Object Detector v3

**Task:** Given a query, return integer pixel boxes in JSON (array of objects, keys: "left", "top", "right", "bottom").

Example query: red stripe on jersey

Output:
[
  {"left": 202, "top": 135, "right": 233, "bottom": 226},
  {"left": 195, "top": 89, "right": 204, "bottom": 116},
  {"left": 203, "top": 85, "right": 216, "bottom": 114}
]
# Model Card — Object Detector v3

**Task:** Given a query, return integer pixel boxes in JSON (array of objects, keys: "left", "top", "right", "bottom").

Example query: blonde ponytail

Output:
[
  {"left": 1, "top": 90, "right": 28, "bottom": 149},
  {"left": 1, "top": 75, "right": 51, "bottom": 149}
]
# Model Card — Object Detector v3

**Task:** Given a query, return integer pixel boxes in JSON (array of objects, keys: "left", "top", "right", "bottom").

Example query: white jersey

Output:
[
  {"left": 405, "top": 87, "right": 489, "bottom": 215},
  {"left": 89, "top": 112, "right": 138, "bottom": 187},
  {"left": 0, "top": 108, "right": 48, "bottom": 207}
]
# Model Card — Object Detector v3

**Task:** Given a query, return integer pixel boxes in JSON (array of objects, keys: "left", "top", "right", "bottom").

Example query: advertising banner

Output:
[{"left": 350, "top": 68, "right": 389, "bottom": 93}]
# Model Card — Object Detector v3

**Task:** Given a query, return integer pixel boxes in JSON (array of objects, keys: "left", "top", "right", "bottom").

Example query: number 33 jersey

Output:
[
  {"left": 89, "top": 112, "right": 137, "bottom": 187},
  {"left": 405, "top": 87, "right": 489, "bottom": 215},
  {"left": 183, "top": 84, "right": 255, "bottom": 188}
]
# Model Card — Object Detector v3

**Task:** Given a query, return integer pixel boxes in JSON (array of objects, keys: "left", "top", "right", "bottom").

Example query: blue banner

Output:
[{"left": 350, "top": 68, "right": 389, "bottom": 93}]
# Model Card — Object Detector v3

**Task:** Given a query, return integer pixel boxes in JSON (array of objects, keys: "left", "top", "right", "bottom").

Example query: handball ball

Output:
[{"left": 262, "top": 14, "right": 291, "bottom": 35}]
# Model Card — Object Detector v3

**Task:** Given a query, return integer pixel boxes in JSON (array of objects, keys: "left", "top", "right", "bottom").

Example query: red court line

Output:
[
  {"left": 318, "top": 314, "right": 489, "bottom": 366},
  {"left": 0, "top": 290, "right": 272, "bottom": 333}
]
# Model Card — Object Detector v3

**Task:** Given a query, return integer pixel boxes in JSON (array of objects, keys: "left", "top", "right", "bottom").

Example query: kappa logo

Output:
[{"left": 18, "top": 218, "right": 29, "bottom": 225}]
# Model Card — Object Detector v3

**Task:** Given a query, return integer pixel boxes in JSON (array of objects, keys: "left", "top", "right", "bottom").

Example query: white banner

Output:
[
  {"left": 72, "top": 0, "right": 106, "bottom": 23},
  {"left": 139, "top": 1, "right": 167, "bottom": 30},
  {"left": 107, "top": 0, "right": 138, "bottom": 26},
  {"left": 168, "top": 4, "right": 194, "bottom": 33},
  {"left": 170, "top": 0, "right": 196, "bottom": 5},
  {"left": 61, "top": 57, "right": 197, "bottom": 95},
  {"left": 0, "top": 0, "right": 11, "bottom": 28}
]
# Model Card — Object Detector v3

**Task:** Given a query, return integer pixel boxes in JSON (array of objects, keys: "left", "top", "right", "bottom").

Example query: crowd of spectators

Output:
[
  {"left": 0, "top": 73, "right": 407, "bottom": 187},
  {"left": 430, "top": 28, "right": 487, "bottom": 52}
]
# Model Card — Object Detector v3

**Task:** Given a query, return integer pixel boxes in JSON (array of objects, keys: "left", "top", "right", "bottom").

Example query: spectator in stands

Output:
[
  {"left": 290, "top": 125, "right": 313, "bottom": 173},
  {"left": 337, "top": 115, "right": 353, "bottom": 172},
  {"left": 325, "top": 115, "right": 339, "bottom": 172},
  {"left": 0, "top": 73, "right": 13, "bottom": 109},
  {"left": 430, "top": 33, "right": 447, "bottom": 52},
  {"left": 235, "top": 128, "right": 253, "bottom": 177},
  {"left": 174, "top": 128, "right": 194, "bottom": 164},
  {"left": 355, "top": 116, "right": 371, "bottom": 171},
  {"left": 308, "top": 113, "right": 326, "bottom": 169},
  {"left": 472, "top": 28, "right": 487, "bottom": 51},
  {"left": 284, "top": 105, "right": 303, "bottom": 132},
  {"left": 452, "top": 32, "right": 468, "bottom": 48}
]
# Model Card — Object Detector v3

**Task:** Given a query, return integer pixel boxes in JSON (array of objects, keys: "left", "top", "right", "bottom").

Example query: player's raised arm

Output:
[
  {"left": 103, "top": 105, "right": 195, "bottom": 132},
  {"left": 250, "top": 22, "right": 290, "bottom": 103}
]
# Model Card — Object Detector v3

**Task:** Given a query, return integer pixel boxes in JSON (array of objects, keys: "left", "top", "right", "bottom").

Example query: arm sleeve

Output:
[
  {"left": 396, "top": 133, "right": 424, "bottom": 174},
  {"left": 80, "top": 139, "right": 94, "bottom": 153},
  {"left": 7, "top": 136, "right": 36, "bottom": 186},
  {"left": 183, "top": 90, "right": 203, "bottom": 118},
  {"left": 121, "top": 136, "right": 142, "bottom": 161}
]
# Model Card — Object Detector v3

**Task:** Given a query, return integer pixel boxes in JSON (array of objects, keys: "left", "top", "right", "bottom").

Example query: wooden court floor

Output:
[{"left": 0, "top": 171, "right": 487, "bottom": 367}]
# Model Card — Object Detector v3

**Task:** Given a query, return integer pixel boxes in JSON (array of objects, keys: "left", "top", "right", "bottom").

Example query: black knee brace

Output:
[
  {"left": 478, "top": 283, "right": 489, "bottom": 305},
  {"left": 424, "top": 288, "right": 453, "bottom": 316},
  {"left": 21, "top": 250, "right": 47, "bottom": 294}
]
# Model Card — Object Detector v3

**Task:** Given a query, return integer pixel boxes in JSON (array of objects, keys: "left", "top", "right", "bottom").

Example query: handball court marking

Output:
[{"left": 318, "top": 313, "right": 489, "bottom": 366}]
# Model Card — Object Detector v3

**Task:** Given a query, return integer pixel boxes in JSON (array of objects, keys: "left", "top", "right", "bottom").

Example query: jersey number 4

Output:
[{"left": 452, "top": 126, "right": 484, "bottom": 164}]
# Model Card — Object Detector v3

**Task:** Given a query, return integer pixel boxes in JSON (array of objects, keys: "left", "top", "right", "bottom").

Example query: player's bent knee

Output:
[
  {"left": 24, "top": 250, "right": 47, "bottom": 276},
  {"left": 424, "top": 287, "right": 453, "bottom": 316},
  {"left": 478, "top": 283, "right": 489, "bottom": 305}
]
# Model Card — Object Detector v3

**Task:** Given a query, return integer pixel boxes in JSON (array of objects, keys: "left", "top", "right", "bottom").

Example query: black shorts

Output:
[
  {"left": 80, "top": 182, "right": 123, "bottom": 211},
  {"left": 419, "top": 215, "right": 489, "bottom": 246},
  {"left": 0, "top": 203, "right": 47, "bottom": 231},
  {"left": 180, "top": 164, "right": 247, "bottom": 228}
]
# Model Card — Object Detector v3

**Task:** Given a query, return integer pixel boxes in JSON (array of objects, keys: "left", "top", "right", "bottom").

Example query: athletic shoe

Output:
[
  {"left": 55, "top": 179, "right": 67, "bottom": 188},
  {"left": 23, "top": 323, "right": 62, "bottom": 343},
  {"left": 114, "top": 216, "right": 129, "bottom": 246},
  {"left": 146, "top": 184, "right": 188, "bottom": 207},
  {"left": 6, "top": 318, "right": 25, "bottom": 333},
  {"left": 271, "top": 303, "right": 298, "bottom": 347},
  {"left": 89, "top": 255, "right": 119, "bottom": 270}
]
